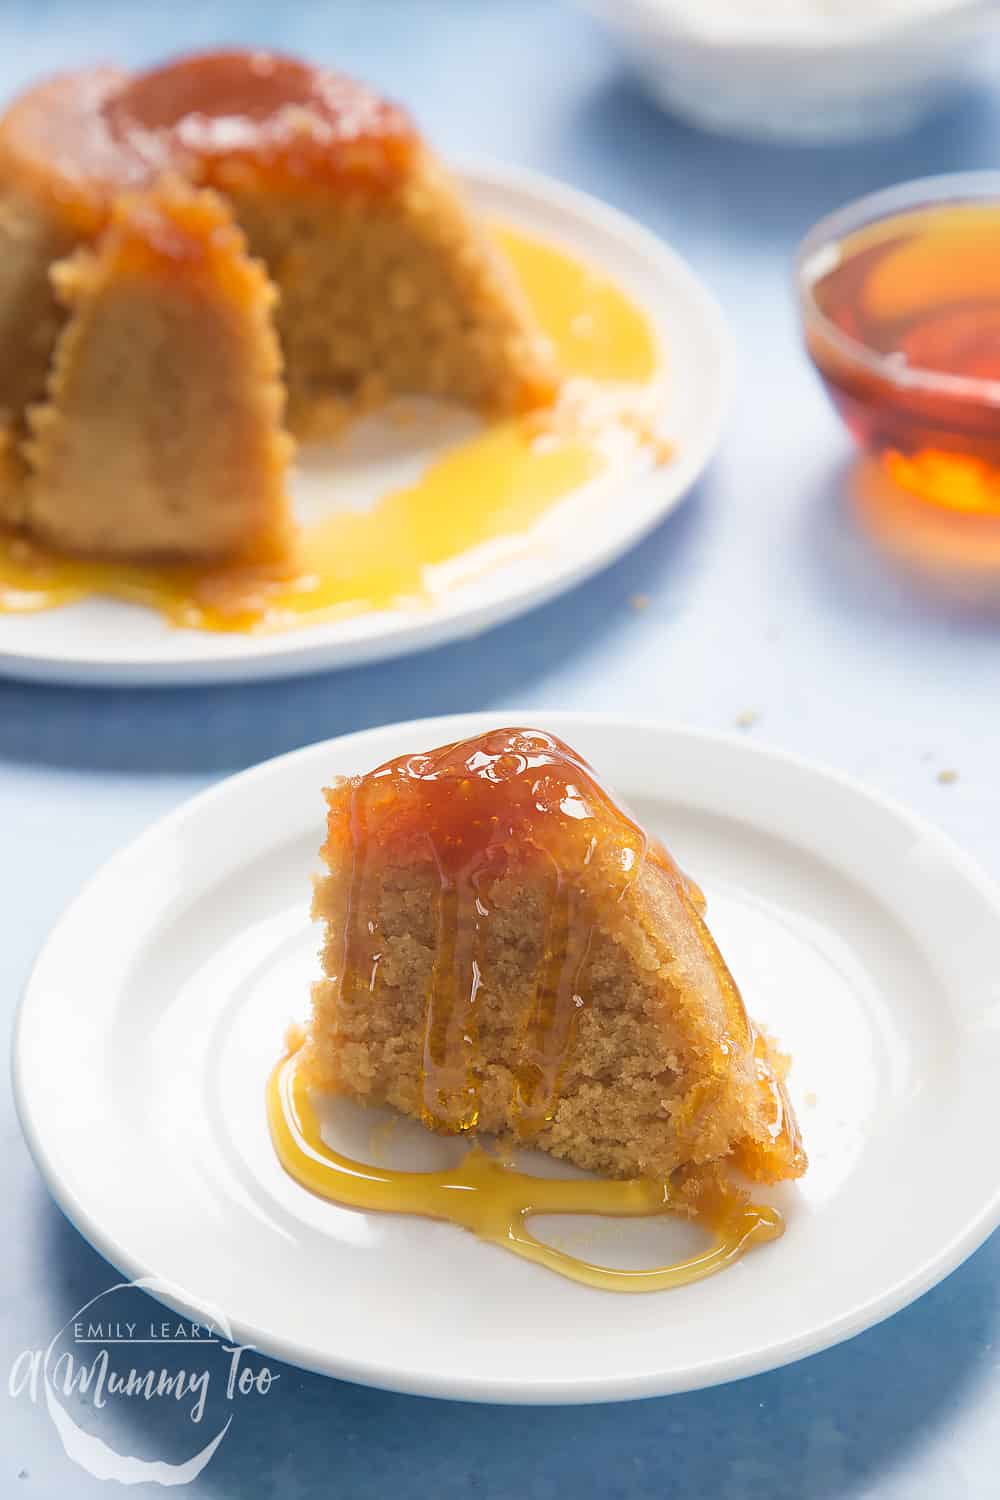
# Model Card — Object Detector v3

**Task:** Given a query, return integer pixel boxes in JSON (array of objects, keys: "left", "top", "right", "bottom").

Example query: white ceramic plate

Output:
[
  {"left": 16, "top": 712, "right": 1000, "bottom": 1403},
  {"left": 0, "top": 166, "right": 729, "bottom": 687}
]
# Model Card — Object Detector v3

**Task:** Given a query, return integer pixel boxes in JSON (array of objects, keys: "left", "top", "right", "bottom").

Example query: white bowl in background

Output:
[{"left": 579, "top": 0, "right": 1000, "bottom": 144}]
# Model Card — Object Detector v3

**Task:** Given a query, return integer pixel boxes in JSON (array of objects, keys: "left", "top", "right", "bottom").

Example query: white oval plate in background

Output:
[
  {"left": 0, "top": 166, "right": 730, "bottom": 687},
  {"left": 14, "top": 712, "right": 1000, "bottom": 1403}
]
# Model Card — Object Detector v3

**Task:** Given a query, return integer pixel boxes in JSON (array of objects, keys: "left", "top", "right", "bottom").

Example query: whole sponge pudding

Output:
[
  {"left": 0, "top": 50, "right": 556, "bottom": 561},
  {"left": 304, "top": 727, "right": 807, "bottom": 1186}
]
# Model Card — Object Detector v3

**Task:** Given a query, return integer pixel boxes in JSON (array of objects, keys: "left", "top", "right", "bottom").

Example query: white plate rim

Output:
[
  {"left": 13, "top": 711, "right": 1000, "bottom": 1404},
  {"left": 0, "top": 164, "right": 731, "bottom": 688}
]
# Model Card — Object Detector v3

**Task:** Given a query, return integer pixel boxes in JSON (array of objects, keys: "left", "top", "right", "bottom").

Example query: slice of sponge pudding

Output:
[{"left": 303, "top": 727, "right": 806, "bottom": 1185}]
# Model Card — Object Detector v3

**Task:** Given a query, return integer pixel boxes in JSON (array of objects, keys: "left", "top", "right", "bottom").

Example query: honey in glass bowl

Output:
[{"left": 798, "top": 175, "right": 1000, "bottom": 516}]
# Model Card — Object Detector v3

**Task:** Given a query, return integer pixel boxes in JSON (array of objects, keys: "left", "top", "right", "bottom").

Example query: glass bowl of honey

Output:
[{"left": 797, "top": 173, "right": 1000, "bottom": 516}]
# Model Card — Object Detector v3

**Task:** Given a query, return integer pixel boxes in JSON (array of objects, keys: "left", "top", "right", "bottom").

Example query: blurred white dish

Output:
[{"left": 581, "top": 0, "right": 1000, "bottom": 143}]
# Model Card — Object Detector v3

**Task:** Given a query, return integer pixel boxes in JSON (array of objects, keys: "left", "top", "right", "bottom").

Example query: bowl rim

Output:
[
  {"left": 580, "top": 0, "right": 1000, "bottom": 55},
  {"left": 795, "top": 170, "right": 1000, "bottom": 407}
]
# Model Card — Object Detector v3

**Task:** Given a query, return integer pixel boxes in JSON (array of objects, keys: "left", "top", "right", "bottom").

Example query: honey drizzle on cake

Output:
[
  {"left": 336, "top": 730, "right": 651, "bottom": 1134},
  {"left": 337, "top": 761, "right": 379, "bottom": 1065},
  {"left": 422, "top": 849, "right": 498, "bottom": 1130},
  {"left": 267, "top": 1038, "right": 784, "bottom": 1293},
  {"left": 515, "top": 878, "right": 593, "bottom": 1135}
]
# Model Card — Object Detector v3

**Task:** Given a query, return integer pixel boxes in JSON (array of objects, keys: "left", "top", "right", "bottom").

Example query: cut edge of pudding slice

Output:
[
  {"left": 22, "top": 179, "right": 295, "bottom": 562},
  {"left": 302, "top": 726, "right": 807, "bottom": 1191}
]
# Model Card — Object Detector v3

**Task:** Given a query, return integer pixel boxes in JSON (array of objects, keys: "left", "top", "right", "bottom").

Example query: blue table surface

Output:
[{"left": 4, "top": 2, "right": 1000, "bottom": 1495}]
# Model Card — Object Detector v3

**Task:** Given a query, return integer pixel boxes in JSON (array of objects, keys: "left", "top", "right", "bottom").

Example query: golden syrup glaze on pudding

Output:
[
  {"left": 267, "top": 1036, "right": 783, "bottom": 1294},
  {"left": 328, "top": 727, "right": 668, "bottom": 1135},
  {"left": 0, "top": 223, "right": 665, "bottom": 630},
  {"left": 106, "top": 51, "right": 416, "bottom": 198},
  {"left": 0, "top": 51, "right": 417, "bottom": 235}
]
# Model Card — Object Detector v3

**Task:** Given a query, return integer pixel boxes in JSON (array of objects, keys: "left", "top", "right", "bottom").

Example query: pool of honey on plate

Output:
[
  {"left": 267, "top": 1038, "right": 783, "bottom": 1294},
  {"left": 806, "top": 202, "right": 1000, "bottom": 516},
  {"left": 0, "top": 225, "right": 664, "bottom": 632}
]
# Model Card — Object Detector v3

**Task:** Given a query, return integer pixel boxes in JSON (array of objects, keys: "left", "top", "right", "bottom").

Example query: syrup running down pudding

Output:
[
  {"left": 270, "top": 728, "right": 806, "bottom": 1290},
  {"left": 0, "top": 49, "right": 556, "bottom": 561}
]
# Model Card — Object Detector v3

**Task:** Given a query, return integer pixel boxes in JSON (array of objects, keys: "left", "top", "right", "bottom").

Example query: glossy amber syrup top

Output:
[
  {"left": 0, "top": 49, "right": 417, "bottom": 230},
  {"left": 326, "top": 726, "right": 650, "bottom": 885},
  {"left": 268, "top": 1038, "right": 784, "bottom": 1294},
  {"left": 107, "top": 50, "right": 417, "bottom": 193},
  {"left": 326, "top": 727, "right": 714, "bottom": 1136}
]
